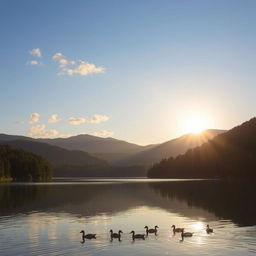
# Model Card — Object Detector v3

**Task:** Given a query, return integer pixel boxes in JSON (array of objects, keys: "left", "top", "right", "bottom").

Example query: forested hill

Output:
[
  {"left": 0, "top": 145, "right": 52, "bottom": 182},
  {"left": 148, "top": 118, "right": 256, "bottom": 179}
]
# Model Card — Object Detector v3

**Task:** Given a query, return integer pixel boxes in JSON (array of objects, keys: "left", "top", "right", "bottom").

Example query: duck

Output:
[
  {"left": 130, "top": 231, "right": 145, "bottom": 240},
  {"left": 171, "top": 225, "right": 184, "bottom": 233},
  {"left": 181, "top": 230, "right": 193, "bottom": 238},
  {"left": 110, "top": 229, "right": 123, "bottom": 239},
  {"left": 80, "top": 230, "right": 96, "bottom": 239},
  {"left": 144, "top": 225, "right": 159, "bottom": 234},
  {"left": 206, "top": 224, "right": 213, "bottom": 233}
]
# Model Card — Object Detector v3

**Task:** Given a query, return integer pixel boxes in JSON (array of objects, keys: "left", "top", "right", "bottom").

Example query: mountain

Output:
[
  {"left": 0, "top": 133, "right": 151, "bottom": 163},
  {"left": 148, "top": 118, "right": 256, "bottom": 179},
  {"left": 118, "top": 129, "right": 226, "bottom": 166},
  {"left": 0, "top": 130, "right": 225, "bottom": 167},
  {"left": 37, "top": 134, "right": 158, "bottom": 163},
  {"left": 1, "top": 140, "right": 107, "bottom": 166},
  {"left": 0, "top": 135, "right": 148, "bottom": 177},
  {"left": 38, "top": 134, "right": 151, "bottom": 154},
  {"left": 0, "top": 134, "right": 33, "bottom": 142},
  {"left": 0, "top": 139, "right": 108, "bottom": 177}
]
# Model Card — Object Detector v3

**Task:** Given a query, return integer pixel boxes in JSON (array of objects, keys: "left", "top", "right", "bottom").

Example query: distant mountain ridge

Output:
[
  {"left": 38, "top": 135, "right": 149, "bottom": 154},
  {"left": 0, "top": 134, "right": 33, "bottom": 142},
  {"left": 118, "top": 129, "right": 226, "bottom": 166},
  {"left": 0, "top": 139, "right": 107, "bottom": 166},
  {"left": 0, "top": 130, "right": 226, "bottom": 167}
]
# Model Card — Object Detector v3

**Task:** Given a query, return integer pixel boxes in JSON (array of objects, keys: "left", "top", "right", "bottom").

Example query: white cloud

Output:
[
  {"left": 29, "top": 113, "right": 40, "bottom": 124},
  {"left": 52, "top": 52, "right": 75, "bottom": 67},
  {"left": 68, "top": 117, "right": 87, "bottom": 125},
  {"left": 66, "top": 61, "right": 105, "bottom": 76},
  {"left": 27, "top": 125, "right": 59, "bottom": 138},
  {"left": 29, "top": 48, "right": 42, "bottom": 57},
  {"left": 89, "top": 114, "right": 109, "bottom": 123},
  {"left": 52, "top": 52, "right": 105, "bottom": 76},
  {"left": 91, "top": 130, "right": 114, "bottom": 138},
  {"left": 27, "top": 60, "right": 41, "bottom": 66},
  {"left": 48, "top": 114, "right": 60, "bottom": 123}
]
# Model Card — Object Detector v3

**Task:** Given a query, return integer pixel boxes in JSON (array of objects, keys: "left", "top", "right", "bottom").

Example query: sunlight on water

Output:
[{"left": 0, "top": 180, "right": 255, "bottom": 256}]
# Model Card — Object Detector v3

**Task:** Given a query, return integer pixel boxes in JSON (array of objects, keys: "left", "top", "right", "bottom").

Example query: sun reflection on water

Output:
[{"left": 192, "top": 221, "right": 204, "bottom": 231}]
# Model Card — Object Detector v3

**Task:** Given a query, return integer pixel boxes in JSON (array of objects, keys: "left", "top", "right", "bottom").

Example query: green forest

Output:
[
  {"left": 0, "top": 145, "right": 52, "bottom": 182},
  {"left": 148, "top": 118, "right": 256, "bottom": 179}
]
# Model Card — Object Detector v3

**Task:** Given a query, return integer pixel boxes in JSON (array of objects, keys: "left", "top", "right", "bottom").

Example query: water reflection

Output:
[
  {"left": 149, "top": 180, "right": 256, "bottom": 226},
  {"left": 1, "top": 180, "right": 255, "bottom": 226},
  {"left": 0, "top": 180, "right": 256, "bottom": 256}
]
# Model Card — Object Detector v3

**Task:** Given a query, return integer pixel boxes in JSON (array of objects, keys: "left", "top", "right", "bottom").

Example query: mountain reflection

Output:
[
  {"left": 149, "top": 180, "right": 256, "bottom": 226},
  {"left": 0, "top": 180, "right": 255, "bottom": 226}
]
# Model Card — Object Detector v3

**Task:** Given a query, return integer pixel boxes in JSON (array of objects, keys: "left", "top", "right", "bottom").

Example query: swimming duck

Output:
[
  {"left": 110, "top": 229, "right": 123, "bottom": 239},
  {"left": 171, "top": 225, "right": 184, "bottom": 233},
  {"left": 181, "top": 230, "right": 193, "bottom": 238},
  {"left": 80, "top": 230, "right": 96, "bottom": 239},
  {"left": 144, "top": 225, "right": 159, "bottom": 234},
  {"left": 206, "top": 225, "right": 213, "bottom": 233},
  {"left": 130, "top": 231, "right": 145, "bottom": 240}
]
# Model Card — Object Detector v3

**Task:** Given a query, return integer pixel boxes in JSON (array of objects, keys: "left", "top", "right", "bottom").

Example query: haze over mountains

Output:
[
  {"left": 118, "top": 129, "right": 226, "bottom": 166},
  {"left": 0, "top": 128, "right": 226, "bottom": 177}
]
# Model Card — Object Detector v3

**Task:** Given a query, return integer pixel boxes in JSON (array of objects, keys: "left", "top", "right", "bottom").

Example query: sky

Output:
[{"left": 0, "top": 0, "right": 256, "bottom": 145}]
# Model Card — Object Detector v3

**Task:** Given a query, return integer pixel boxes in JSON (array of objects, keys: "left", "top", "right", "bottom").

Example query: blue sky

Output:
[{"left": 0, "top": 0, "right": 256, "bottom": 145}]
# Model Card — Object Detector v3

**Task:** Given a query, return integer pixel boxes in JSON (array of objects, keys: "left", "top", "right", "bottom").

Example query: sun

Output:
[{"left": 182, "top": 114, "right": 209, "bottom": 134}]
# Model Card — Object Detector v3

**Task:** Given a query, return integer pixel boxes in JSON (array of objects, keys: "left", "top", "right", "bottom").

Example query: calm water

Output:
[{"left": 0, "top": 179, "right": 256, "bottom": 256}]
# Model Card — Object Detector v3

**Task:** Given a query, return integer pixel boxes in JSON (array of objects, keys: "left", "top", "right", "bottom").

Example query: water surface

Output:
[{"left": 0, "top": 179, "right": 255, "bottom": 255}]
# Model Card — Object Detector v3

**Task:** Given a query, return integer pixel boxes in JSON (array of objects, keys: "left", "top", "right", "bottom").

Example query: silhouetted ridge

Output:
[{"left": 148, "top": 118, "right": 256, "bottom": 179}]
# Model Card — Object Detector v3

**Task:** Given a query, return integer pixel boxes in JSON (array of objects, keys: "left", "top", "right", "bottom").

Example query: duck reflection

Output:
[
  {"left": 144, "top": 225, "right": 158, "bottom": 235},
  {"left": 110, "top": 229, "right": 122, "bottom": 242}
]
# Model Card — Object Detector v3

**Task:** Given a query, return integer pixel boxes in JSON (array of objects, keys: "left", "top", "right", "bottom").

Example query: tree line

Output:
[
  {"left": 148, "top": 118, "right": 256, "bottom": 179},
  {"left": 0, "top": 145, "right": 52, "bottom": 182}
]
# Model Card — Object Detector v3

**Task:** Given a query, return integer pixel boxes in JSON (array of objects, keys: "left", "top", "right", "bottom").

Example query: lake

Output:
[{"left": 0, "top": 179, "right": 256, "bottom": 256}]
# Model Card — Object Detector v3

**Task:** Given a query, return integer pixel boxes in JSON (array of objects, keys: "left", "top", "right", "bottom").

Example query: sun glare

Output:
[{"left": 182, "top": 114, "right": 209, "bottom": 134}]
